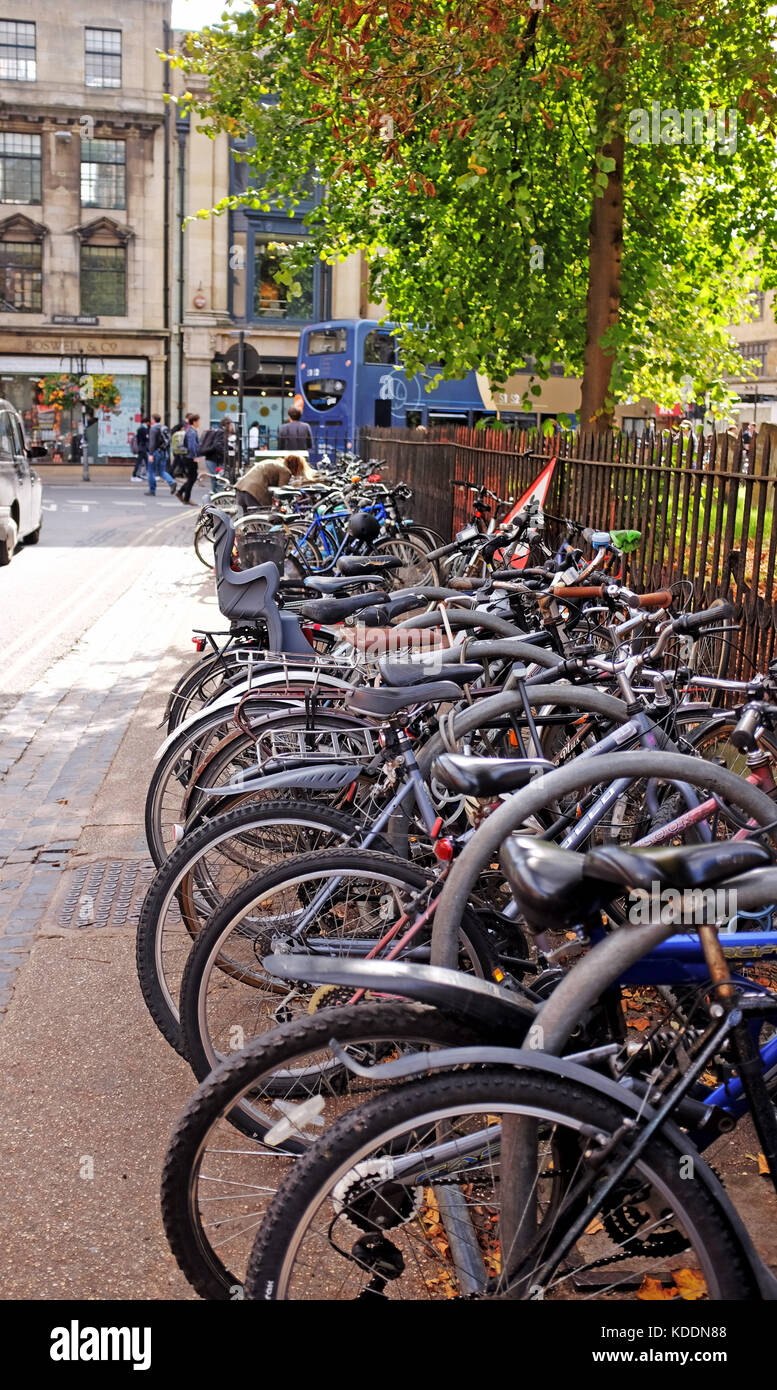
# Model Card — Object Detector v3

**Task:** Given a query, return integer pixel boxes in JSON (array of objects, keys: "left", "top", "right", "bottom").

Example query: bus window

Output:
[
  {"left": 405, "top": 410, "right": 423, "bottom": 428},
  {"left": 374, "top": 398, "right": 393, "bottom": 427},
  {"left": 428, "top": 411, "right": 467, "bottom": 425},
  {"left": 308, "top": 328, "right": 348, "bottom": 355},
  {"left": 302, "top": 378, "right": 347, "bottom": 411},
  {"left": 364, "top": 330, "right": 397, "bottom": 365}
]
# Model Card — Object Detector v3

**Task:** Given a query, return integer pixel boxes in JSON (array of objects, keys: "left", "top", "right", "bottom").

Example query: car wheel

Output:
[
  {"left": 24, "top": 524, "right": 41, "bottom": 545},
  {"left": 0, "top": 537, "right": 10, "bottom": 566}
]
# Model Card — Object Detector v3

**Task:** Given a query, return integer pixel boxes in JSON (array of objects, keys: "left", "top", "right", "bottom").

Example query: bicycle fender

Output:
[{"left": 197, "top": 763, "right": 364, "bottom": 799}]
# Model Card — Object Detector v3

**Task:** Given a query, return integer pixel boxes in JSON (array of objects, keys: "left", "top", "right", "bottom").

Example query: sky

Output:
[{"left": 171, "top": 0, "right": 250, "bottom": 30}]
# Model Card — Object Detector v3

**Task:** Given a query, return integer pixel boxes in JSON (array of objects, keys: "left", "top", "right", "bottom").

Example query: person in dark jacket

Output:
[
  {"left": 277, "top": 406, "right": 313, "bottom": 451},
  {"left": 132, "top": 417, "right": 150, "bottom": 481},
  {"left": 176, "top": 413, "right": 200, "bottom": 505}
]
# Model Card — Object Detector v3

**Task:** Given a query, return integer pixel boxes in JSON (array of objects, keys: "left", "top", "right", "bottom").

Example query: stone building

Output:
[
  {"left": 0, "top": 0, "right": 170, "bottom": 457},
  {"left": 169, "top": 63, "right": 367, "bottom": 448}
]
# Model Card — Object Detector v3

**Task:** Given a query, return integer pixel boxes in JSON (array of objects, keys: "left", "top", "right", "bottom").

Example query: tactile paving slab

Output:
[{"left": 56, "top": 859, "right": 155, "bottom": 929}]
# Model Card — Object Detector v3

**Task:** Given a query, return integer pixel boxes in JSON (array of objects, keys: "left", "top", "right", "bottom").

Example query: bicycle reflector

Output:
[
  {"left": 367, "top": 472, "right": 382, "bottom": 482},
  {"left": 192, "top": 637, "right": 205, "bottom": 652},
  {"left": 434, "top": 837, "right": 455, "bottom": 861}
]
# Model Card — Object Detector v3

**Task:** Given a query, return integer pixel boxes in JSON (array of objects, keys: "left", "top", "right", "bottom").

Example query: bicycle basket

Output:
[{"left": 236, "top": 528, "right": 287, "bottom": 571}]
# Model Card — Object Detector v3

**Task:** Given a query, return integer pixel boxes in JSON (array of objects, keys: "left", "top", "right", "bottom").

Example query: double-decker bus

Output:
[{"left": 294, "top": 318, "right": 492, "bottom": 456}]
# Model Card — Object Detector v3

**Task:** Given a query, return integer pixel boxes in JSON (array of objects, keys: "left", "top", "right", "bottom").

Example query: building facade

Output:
[
  {"left": 171, "top": 64, "right": 368, "bottom": 448},
  {"left": 0, "top": 0, "right": 170, "bottom": 457}
]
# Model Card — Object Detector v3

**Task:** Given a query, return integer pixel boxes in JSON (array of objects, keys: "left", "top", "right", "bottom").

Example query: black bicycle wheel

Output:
[
  {"left": 136, "top": 799, "right": 387, "bottom": 1052},
  {"left": 244, "top": 1068, "right": 757, "bottom": 1301},
  {"left": 161, "top": 1000, "right": 523, "bottom": 1300},
  {"left": 179, "top": 849, "right": 496, "bottom": 1085}
]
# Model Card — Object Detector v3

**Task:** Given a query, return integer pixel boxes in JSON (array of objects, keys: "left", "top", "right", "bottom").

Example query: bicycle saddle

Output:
[
  {"left": 297, "top": 590, "right": 388, "bottom": 623},
  {"left": 379, "top": 660, "right": 485, "bottom": 687},
  {"left": 583, "top": 840, "right": 772, "bottom": 893},
  {"left": 337, "top": 555, "right": 402, "bottom": 575},
  {"left": 500, "top": 836, "right": 773, "bottom": 933},
  {"left": 346, "top": 683, "right": 466, "bottom": 718},
  {"left": 433, "top": 754, "right": 553, "bottom": 795},
  {"left": 303, "top": 574, "right": 388, "bottom": 595}
]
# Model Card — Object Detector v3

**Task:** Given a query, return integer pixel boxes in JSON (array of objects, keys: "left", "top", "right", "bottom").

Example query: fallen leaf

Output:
[
  {"left": 758, "top": 1152, "right": 770, "bottom": 1176},
  {"left": 637, "top": 1276, "right": 679, "bottom": 1301},
  {"left": 673, "top": 1267, "right": 707, "bottom": 1300}
]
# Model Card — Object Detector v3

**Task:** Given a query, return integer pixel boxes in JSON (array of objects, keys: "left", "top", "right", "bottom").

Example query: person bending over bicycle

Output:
[{"left": 235, "top": 453, "right": 317, "bottom": 513}]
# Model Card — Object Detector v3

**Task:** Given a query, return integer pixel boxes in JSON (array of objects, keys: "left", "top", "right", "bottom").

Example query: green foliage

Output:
[{"left": 170, "top": 0, "right": 777, "bottom": 415}]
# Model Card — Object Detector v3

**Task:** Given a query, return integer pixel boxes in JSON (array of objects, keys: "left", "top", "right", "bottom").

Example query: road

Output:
[{"left": 1, "top": 473, "right": 197, "bottom": 715}]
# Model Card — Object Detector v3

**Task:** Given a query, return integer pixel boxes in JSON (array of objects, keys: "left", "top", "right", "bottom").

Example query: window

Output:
[
  {"left": 740, "top": 341, "right": 768, "bottom": 374},
  {"left": 85, "top": 28, "right": 121, "bottom": 88},
  {"left": 364, "top": 330, "right": 396, "bottom": 365},
  {"left": 0, "top": 133, "right": 41, "bottom": 204},
  {"left": 0, "top": 20, "right": 35, "bottom": 80},
  {"left": 9, "top": 412, "right": 24, "bottom": 453},
  {"left": 0, "top": 240, "right": 41, "bottom": 309},
  {"left": 80, "top": 243, "right": 125, "bottom": 315},
  {"left": 0, "top": 411, "right": 15, "bottom": 457},
  {"left": 81, "top": 139, "right": 125, "bottom": 209},
  {"left": 253, "top": 239, "right": 313, "bottom": 319},
  {"left": 307, "top": 327, "right": 348, "bottom": 355}
]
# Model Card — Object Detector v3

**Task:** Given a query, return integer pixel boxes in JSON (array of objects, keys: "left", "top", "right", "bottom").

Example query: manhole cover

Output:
[{"left": 57, "top": 859, "right": 155, "bottom": 929}]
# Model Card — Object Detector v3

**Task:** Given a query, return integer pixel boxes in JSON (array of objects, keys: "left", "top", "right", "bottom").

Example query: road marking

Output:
[
  {"left": 43, "top": 503, "right": 58, "bottom": 512},
  {"left": 109, "top": 500, "right": 144, "bottom": 506}
]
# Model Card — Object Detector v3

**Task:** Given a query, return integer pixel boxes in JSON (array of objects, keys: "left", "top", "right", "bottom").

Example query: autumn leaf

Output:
[
  {"left": 673, "top": 1267, "right": 707, "bottom": 1300},
  {"left": 758, "top": 1152, "right": 770, "bottom": 1176},
  {"left": 637, "top": 1276, "right": 679, "bottom": 1301}
]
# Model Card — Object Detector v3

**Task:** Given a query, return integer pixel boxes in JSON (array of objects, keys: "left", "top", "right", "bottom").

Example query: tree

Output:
[{"left": 172, "top": 0, "right": 777, "bottom": 428}]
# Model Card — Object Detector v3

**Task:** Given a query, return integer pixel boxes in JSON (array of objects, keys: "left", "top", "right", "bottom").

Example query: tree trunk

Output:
[{"left": 579, "top": 133, "right": 624, "bottom": 433}]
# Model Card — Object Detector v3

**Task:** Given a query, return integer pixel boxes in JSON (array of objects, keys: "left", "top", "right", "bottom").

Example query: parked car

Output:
[{"left": 0, "top": 398, "right": 45, "bottom": 566}]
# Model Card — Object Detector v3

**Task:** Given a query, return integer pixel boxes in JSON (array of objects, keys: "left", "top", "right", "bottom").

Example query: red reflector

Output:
[
  {"left": 434, "top": 837, "right": 455, "bottom": 861},
  {"left": 192, "top": 637, "right": 205, "bottom": 652},
  {"left": 367, "top": 472, "right": 382, "bottom": 482}
]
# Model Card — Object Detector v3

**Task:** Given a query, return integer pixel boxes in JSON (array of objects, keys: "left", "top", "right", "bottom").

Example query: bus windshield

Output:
[{"left": 307, "top": 328, "right": 348, "bottom": 355}]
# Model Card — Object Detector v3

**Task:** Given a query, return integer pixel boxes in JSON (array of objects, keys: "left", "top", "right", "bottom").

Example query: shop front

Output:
[{"left": 0, "top": 353, "right": 150, "bottom": 459}]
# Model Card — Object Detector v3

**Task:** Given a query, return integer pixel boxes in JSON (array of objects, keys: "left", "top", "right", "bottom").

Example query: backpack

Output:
[
  {"left": 199, "top": 427, "right": 224, "bottom": 462},
  {"left": 129, "top": 432, "right": 138, "bottom": 455},
  {"left": 171, "top": 428, "right": 187, "bottom": 456},
  {"left": 157, "top": 425, "right": 171, "bottom": 453}
]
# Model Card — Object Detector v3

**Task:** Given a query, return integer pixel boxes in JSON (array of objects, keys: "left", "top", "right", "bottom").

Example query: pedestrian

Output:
[
  {"left": 146, "top": 414, "right": 176, "bottom": 496},
  {"left": 52, "top": 440, "right": 64, "bottom": 463},
  {"left": 234, "top": 453, "right": 316, "bottom": 514},
  {"left": 132, "top": 417, "right": 150, "bottom": 481},
  {"left": 198, "top": 418, "right": 234, "bottom": 499},
  {"left": 277, "top": 405, "right": 313, "bottom": 452},
  {"left": 176, "top": 412, "right": 200, "bottom": 505}
]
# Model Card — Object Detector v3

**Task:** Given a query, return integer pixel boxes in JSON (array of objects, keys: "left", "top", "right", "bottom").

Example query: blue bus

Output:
[{"left": 294, "top": 319, "right": 492, "bottom": 456}]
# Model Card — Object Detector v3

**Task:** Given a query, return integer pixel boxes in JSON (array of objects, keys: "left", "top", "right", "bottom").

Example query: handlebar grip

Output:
[
  {"left": 672, "top": 601, "right": 735, "bottom": 636},
  {"left": 425, "top": 539, "right": 461, "bottom": 560},
  {"left": 635, "top": 590, "right": 673, "bottom": 609},
  {"left": 554, "top": 585, "right": 604, "bottom": 600},
  {"left": 731, "top": 707, "right": 761, "bottom": 752}
]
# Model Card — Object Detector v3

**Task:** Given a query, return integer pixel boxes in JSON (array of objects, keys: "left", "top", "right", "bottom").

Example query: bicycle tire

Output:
[
  {"left": 432, "top": 748, "right": 777, "bottom": 970},
  {"left": 161, "top": 1000, "right": 511, "bottom": 1300},
  {"left": 244, "top": 1068, "right": 757, "bottom": 1301},
  {"left": 179, "top": 848, "right": 496, "bottom": 1085},
  {"left": 137, "top": 800, "right": 386, "bottom": 1052}
]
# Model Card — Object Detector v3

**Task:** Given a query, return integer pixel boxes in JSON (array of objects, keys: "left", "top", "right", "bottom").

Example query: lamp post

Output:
[{"left": 71, "top": 350, "right": 90, "bottom": 482}]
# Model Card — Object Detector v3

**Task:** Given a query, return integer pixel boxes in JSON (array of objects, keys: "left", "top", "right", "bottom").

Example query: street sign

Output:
[{"left": 223, "top": 341, "right": 260, "bottom": 379}]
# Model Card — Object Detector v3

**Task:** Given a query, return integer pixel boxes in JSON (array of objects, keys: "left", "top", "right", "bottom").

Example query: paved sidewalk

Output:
[{"left": 0, "top": 506, "right": 219, "bottom": 1297}]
